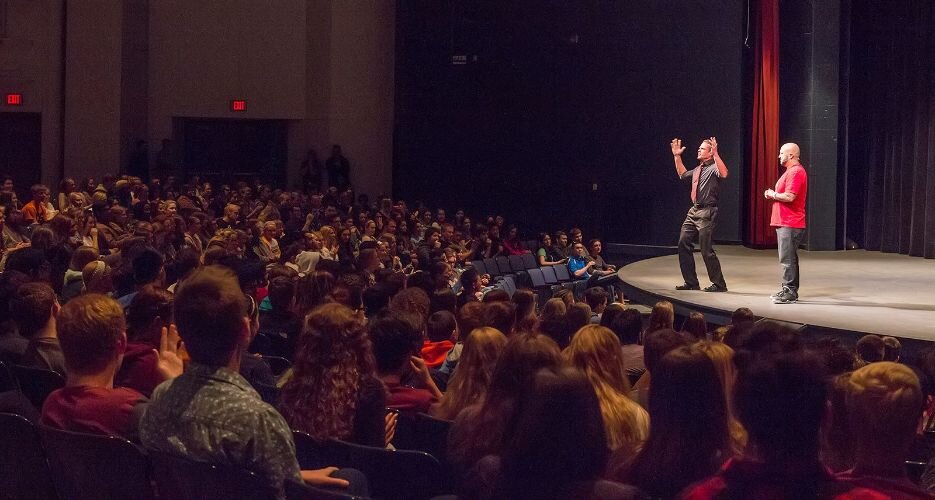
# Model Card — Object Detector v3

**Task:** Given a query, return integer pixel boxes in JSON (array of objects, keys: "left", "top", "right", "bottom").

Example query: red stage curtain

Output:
[{"left": 747, "top": 0, "right": 780, "bottom": 246}]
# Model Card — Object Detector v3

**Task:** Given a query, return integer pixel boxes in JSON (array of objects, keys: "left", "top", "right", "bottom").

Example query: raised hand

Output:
[
  {"left": 670, "top": 138, "right": 686, "bottom": 156},
  {"left": 709, "top": 137, "right": 719, "bottom": 154},
  {"left": 154, "top": 324, "right": 184, "bottom": 380}
]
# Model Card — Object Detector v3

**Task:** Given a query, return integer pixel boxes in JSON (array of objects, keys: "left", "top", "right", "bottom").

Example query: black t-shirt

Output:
[{"left": 681, "top": 159, "right": 722, "bottom": 206}]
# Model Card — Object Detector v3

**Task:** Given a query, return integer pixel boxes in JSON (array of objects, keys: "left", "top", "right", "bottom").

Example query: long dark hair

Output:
[
  {"left": 495, "top": 367, "right": 609, "bottom": 500},
  {"left": 612, "top": 345, "right": 731, "bottom": 498},
  {"left": 448, "top": 333, "right": 561, "bottom": 473}
]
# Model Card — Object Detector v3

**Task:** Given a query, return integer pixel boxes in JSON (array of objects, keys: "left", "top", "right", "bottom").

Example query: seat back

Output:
[
  {"left": 498, "top": 275, "right": 517, "bottom": 297},
  {"left": 541, "top": 266, "right": 559, "bottom": 285},
  {"left": 469, "top": 260, "right": 486, "bottom": 275},
  {"left": 507, "top": 255, "right": 525, "bottom": 273},
  {"left": 527, "top": 268, "right": 548, "bottom": 288},
  {"left": 553, "top": 264, "right": 572, "bottom": 282},
  {"left": 292, "top": 430, "right": 327, "bottom": 470},
  {"left": 260, "top": 355, "right": 291, "bottom": 377},
  {"left": 413, "top": 413, "right": 452, "bottom": 465},
  {"left": 521, "top": 253, "right": 538, "bottom": 270},
  {"left": 11, "top": 365, "right": 65, "bottom": 410},
  {"left": 40, "top": 425, "right": 154, "bottom": 500},
  {"left": 149, "top": 450, "right": 277, "bottom": 500},
  {"left": 0, "top": 361, "right": 17, "bottom": 393},
  {"left": 284, "top": 479, "right": 361, "bottom": 500},
  {"left": 0, "top": 412, "right": 58, "bottom": 500},
  {"left": 495, "top": 256, "right": 512, "bottom": 275},
  {"left": 482, "top": 258, "right": 499, "bottom": 277},
  {"left": 320, "top": 439, "right": 445, "bottom": 500}
]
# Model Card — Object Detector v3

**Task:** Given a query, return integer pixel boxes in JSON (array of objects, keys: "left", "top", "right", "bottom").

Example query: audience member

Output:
[
  {"left": 14, "top": 282, "right": 67, "bottom": 374},
  {"left": 838, "top": 362, "right": 929, "bottom": 498},
  {"left": 646, "top": 300, "right": 675, "bottom": 335},
  {"left": 583, "top": 287, "right": 608, "bottom": 324},
  {"left": 882, "top": 336, "right": 902, "bottom": 362},
  {"left": 448, "top": 333, "right": 561, "bottom": 476},
  {"left": 480, "top": 368, "right": 642, "bottom": 500},
  {"left": 565, "top": 325, "right": 649, "bottom": 453},
  {"left": 116, "top": 286, "right": 174, "bottom": 397},
  {"left": 139, "top": 266, "right": 353, "bottom": 495},
  {"left": 684, "top": 347, "right": 880, "bottom": 499},
  {"left": 610, "top": 308, "right": 646, "bottom": 381},
  {"left": 431, "top": 327, "right": 506, "bottom": 420},
  {"left": 856, "top": 334, "right": 886, "bottom": 365},
  {"left": 41, "top": 294, "right": 182, "bottom": 440},
  {"left": 279, "top": 303, "right": 389, "bottom": 448},
  {"left": 613, "top": 345, "right": 731, "bottom": 498},
  {"left": 682, "top": 311, "right": 708, "bottom": 340},
  {"left": 369, "top": 309, "right": 443, "bottom": 412},
  {"left": 422, "top": 310, "right": 457, "bottom": 368}
]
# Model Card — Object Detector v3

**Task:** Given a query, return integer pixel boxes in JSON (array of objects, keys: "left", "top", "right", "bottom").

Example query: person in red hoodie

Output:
[
  {"left": 115, "top": 286, "right": 174, "bottom": 397},
  {"left": 421, "top": 311, "right": 457, "bottom": 369}
]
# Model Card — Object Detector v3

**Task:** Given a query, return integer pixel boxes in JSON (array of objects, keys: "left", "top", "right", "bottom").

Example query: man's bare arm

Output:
[
  {"left": 709, "top": 136, "right": 728, "bottom": 178},
  {"left": 671, "top": 138, "right": 688, "bottom": 177}
]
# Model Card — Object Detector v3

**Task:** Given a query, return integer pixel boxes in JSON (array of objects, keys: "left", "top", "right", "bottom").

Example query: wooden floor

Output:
[{"left": 617, "top": 246, "right": 935, "bottom": 342}]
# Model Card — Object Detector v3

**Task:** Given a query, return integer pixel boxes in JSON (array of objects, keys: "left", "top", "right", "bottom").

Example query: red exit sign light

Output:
[
  {"left": 6, "top": 94, "right": 23, "bottom": 106},
  {"left": 230, "top": 99, "right": 247, "bottom": 112}
]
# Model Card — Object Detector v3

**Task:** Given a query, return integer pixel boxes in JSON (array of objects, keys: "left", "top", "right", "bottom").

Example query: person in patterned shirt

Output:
[{"left": 139, "top": 265, "right": 358, "bottom": 497}]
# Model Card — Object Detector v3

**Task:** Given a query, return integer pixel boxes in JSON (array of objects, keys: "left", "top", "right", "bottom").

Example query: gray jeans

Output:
[{"left": 776, "top": 226, "right": 806, "bottom": 293}]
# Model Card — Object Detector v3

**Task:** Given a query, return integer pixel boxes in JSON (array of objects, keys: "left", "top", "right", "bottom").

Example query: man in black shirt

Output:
[{"left": 670, "top": 137, "right": 728, "bottom": 292}]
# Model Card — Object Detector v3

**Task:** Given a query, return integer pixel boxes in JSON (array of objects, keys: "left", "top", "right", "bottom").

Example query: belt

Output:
[{"left": 693, "top": 203, "right": 717, "bottom": 209}]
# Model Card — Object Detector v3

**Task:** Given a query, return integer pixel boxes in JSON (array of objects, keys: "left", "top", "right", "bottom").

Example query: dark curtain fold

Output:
[
  {"left": 746, "top": 0, "right": 780, "bottom": 247},
  {"left": 850, "top": 0, "right": 934, "bottom": 258}
]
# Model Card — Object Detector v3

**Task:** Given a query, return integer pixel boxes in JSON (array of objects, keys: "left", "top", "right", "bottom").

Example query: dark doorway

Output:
[
  {"left": 0, "top": 112, "right": 42, "bottom": 200},
  {"left": 177, "top": 118, "right": 288, "bottom": 186}
]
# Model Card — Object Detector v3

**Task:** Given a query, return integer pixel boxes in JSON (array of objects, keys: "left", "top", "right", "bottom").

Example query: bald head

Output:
[{"left": 779, "top": 143, "right": 801, "bottom": 167}]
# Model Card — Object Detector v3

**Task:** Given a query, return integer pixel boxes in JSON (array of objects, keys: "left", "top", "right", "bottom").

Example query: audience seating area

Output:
[{"left": 1, "top": 174, "right": 934, "bottom": 499}]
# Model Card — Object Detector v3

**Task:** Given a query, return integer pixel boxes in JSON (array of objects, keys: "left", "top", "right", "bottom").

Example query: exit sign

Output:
[
  {"left": 230, "top": 99, "right": 247, "bottom": 112},
  {"left": 5, "top": 94, "right": 22, "bottom": 106}
]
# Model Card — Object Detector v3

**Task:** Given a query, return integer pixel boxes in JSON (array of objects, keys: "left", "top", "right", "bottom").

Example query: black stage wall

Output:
[{"left": 393, "top": 0, "right": 745, "bottom": 245}]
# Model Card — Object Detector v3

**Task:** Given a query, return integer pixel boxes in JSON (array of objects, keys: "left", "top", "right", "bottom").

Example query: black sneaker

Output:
[
  {"left": 772, "top": 287, "right": 798, "bottom": 304},
  {"left": 770, "top": 288, "right": 784, "bottom": 299},
  {"left": 676, "top": 283, "right": 700, "bottom": 291},
  {"left": 703, "top": 284, "right": 728, "bottom": 292}
]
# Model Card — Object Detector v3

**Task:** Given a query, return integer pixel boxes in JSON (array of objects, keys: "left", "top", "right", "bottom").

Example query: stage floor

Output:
[{"left": 617, "top": 246, "right": 935, "bottom": 342}]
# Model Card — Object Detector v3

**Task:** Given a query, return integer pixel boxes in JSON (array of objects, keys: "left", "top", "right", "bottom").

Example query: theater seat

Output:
[
  {"left": 0, "top": 412, "right": 58, "bottom": 500},
  {"left": 40, "top": 425, "right": 155, "bottom": 500},
  {"left": 317, "top": 439, "right": 446, "bottom": 500},
  {"left": 284, "top": 480, "right": 363, "bottom": 499},
  {"left": 11, "top": 365, "right": 65, "bottom": 410},
  {"left": 149, "top": 449, "right": 278, "bottom": 500}
]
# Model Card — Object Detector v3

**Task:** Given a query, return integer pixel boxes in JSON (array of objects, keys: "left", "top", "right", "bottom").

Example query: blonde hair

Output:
[
  {"left": 433, "top": 327, "right": 507, "bottom": 420},
  {"left": 696, "top": 340, "right": 747, "bottom": 452},
  {"left": 847, "top": 361, "right": 923, "bottom": 451},
  {"left": 565, "top": 325, "right": 649, "bottom": 452},
  {"left": 57, "top": 293, "right": 125, "bottom": 375},
  {"left": 647, "top": 300, "right": 674, "bottom": 334}
]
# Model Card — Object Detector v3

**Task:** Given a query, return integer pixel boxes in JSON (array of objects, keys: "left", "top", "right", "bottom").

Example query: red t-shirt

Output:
[
  {"left": 770, "top": 164, "right": 808, "bottom": 228},
  {"left": 41, "top": 385, "right": 146, "bottom": 440}
]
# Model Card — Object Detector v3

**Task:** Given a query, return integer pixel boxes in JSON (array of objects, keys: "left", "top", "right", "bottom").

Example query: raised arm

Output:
[
  {"left": 671, "top": 138, "right": 688, "bottom": 177},
  {"left": 709, "top": 137, "right": 729, "bottom": 178}
]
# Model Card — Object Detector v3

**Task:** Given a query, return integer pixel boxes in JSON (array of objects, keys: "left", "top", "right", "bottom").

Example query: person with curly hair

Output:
[{"left": 279, "top": 303, "right": 390, "bottom": 448}]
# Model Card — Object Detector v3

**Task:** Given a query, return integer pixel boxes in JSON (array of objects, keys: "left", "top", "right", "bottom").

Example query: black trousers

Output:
[{"left": 678, "top": 206, "right": 726, "bottom": 288}]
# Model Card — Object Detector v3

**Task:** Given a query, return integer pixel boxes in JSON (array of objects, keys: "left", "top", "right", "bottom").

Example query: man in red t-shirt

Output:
[
  {"left": 764, "top": 142, "right": 808, "bottom": 304},
  {"left": 41, "top": 294, "right": 183, "bottom": 440}
]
